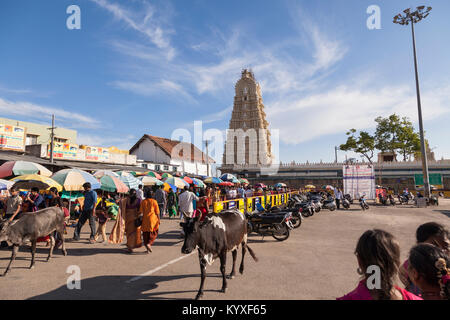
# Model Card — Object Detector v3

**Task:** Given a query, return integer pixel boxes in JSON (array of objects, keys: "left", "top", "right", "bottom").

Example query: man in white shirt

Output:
[
  {"left": 178, "top": 187, "right": 200, "bottom": 236},
  {"left": 136, "top": 185, "right": 145, "bottom": 201}
]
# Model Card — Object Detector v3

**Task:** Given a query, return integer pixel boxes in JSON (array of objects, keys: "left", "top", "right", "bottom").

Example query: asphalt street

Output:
[{"left": 0, "top": 200, "right": 449, "bottom": 300}]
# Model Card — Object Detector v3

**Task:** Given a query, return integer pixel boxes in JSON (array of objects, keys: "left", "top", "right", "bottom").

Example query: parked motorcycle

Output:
[
  {"left": 359, "top": 195, "right": 369, "bottom": 211},
  {"left": 388, "top": 194, "right": 396, "bottom": 206},
  {"left": 322, "top": 196, "right": 337, "bottom": 211},
  {"left": 342, "top": 198, "right": 350, "bottom": 209},
  {"left": 398, "top": 193, "right": 413, "bottom": 205},
  {"left": 266, "top": 205, "right": 303, "bottom": 229},
  {"left": 246, "top": 211, "right": 293, "bottom": 241},
  {"left": 344, "top": 194, "right": 354, "bottom": 204},
  {"left": 287, "top": 195, "right": 314, "bottom": 218}
]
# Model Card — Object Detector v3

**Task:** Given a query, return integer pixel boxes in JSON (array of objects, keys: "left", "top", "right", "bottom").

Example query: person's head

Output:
[
  {"left": 138, "top": 184, "right": 143, "bottom": 190},
  {"left": 31, "top": 187, "right": 39, "bottom": 195},
  {"left": 9, "top": 187, "right": 19, "bottom": 197},
  {"left": 128, "top": 189, "right": 137, "bottom": 201},
  {"left": 408, "top": 243, "right": 450, "bottom": 300},
  {"left": 416, "top": 222, "right": 449, "bottom": 254},
  {"left": 83, "top": 182, "right": 91, "bottom": 191},
  {"left": 145, "top": 189, "right": 153, "bottom": 199},
  {"left": 355, "top": 229, "right": 401, "bottom": 300},
  {"left": 169, "top": 188, "right": 173, "bottom": 193},
  {"left": 49, "top": 187, "right": 58, "bottom": 196},
  {"left": 183, "top": 186, "right": 189, "bottom": 192}
]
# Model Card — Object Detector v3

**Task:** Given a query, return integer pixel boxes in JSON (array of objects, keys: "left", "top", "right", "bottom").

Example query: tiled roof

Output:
[{"left": 130, "top": 135, "right": 215, "bottom": 164}]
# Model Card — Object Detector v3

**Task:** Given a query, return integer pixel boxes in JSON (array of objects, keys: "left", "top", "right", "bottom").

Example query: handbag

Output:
[{"left": 134, "top": 216, "right": 143, "bottom": 227}]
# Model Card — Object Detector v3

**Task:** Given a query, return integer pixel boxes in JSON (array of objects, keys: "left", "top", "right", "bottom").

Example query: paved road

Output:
[{"left": 0, "top": 200, "right": 449, "bottom": 300}]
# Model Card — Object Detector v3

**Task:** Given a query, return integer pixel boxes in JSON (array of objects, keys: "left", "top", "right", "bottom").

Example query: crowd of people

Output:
[
  {"left": 338, "top": 222, "right": 449, "bottom": 300},
  {"left": 1, "top": 180, "right": 449, "bottom": 300}
]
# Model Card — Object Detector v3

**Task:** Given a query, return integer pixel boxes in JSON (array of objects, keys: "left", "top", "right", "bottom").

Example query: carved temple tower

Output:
[{"left": 222, "top": 69, "right": 272, "bottom": 166}]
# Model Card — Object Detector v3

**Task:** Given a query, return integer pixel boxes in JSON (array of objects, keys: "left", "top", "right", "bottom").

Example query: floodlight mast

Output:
[{"left": 393, "top": 6, "right": 432, "bottom": 200}]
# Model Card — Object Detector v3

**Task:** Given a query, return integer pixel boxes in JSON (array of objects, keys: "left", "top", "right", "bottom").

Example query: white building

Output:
[{"left": 129, "top": 135, "right": 214, "bottom": 176}]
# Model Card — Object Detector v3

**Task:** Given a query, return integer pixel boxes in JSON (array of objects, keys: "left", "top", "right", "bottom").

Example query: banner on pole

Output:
[{"left": 343, "top": 164, "right": 376, "bottom": 200}]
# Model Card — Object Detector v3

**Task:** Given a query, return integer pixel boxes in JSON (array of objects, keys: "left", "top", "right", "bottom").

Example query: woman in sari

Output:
[
  {"left": 167, "top": 188, "right": 178, "bottom": 218},
  {"left": 121, "top": 189, "right": 142, "bottom": 253},
  {"left": 139, "top": 190, "right": 160, "bottom": 253}
]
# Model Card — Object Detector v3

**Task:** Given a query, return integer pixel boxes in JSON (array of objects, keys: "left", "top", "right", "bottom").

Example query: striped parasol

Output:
[
  {"left": 93, "top": 170, "right": 120, "bottom": 179},
  {"left": 0, "top": 161, "right": 52, "bottom": 178},
  {"left": 203, "top": 177, "right": 223, "bottom": 184},
  {"left": 163, "top": 177, "right": 189, "bottom": 189},
  {"left": 192, "top": 178, "right": 206, "bottom": 188},
  {"left": 139, "top": 176, "right": 163, "bottom": 186},
  {"left": 0, "top": 179, "right": 14, "bottom": 191},
  {"left": 11, "top": 174, "right": 63, "bottom": 192},
  {"left": 52, "top": 169, "right": 101, "bottom": 191},
  {"left": 118, "top": 174, "right": 142, "bottom": 190},
  {"left": 99, "top": 175, "right": 129, "bottom": 193},
  {"left": 146, "top": 171, "right": 162, "bottom": 179}
]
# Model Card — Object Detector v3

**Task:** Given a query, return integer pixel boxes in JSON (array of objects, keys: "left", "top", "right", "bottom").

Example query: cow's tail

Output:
[{"left": 245, "top": 244, "right": 258, "bottom": 262}]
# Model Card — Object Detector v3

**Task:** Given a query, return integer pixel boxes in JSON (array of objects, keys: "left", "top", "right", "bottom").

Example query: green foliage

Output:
[
  {"left": 341, "top": 114, "right": 422, "bottom": 162},
  {"left": 340, "top": 129, "right": 375, "bottom": 163}
]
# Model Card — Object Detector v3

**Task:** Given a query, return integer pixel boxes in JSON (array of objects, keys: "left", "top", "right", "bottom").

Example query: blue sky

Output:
[{"left": 1, "top": 0, "right": 450, "bottom": 165}]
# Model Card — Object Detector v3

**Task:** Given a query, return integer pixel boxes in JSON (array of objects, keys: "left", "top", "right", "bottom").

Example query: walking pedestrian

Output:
[
  {"left": 73, "top": 182, "right": 97, "bottom": 243},
  {"left": 121, "top": 189, "right": 142, "bottom": 253},
  {"left": 139, "top": 190, "right": 160, "bottom": 253},
  {"left": 94, "top": 195, "right": 110, "bottom": 243},
  {"left": 178, "top": 186, "right": 199, "bottom": 237},
  {"left": 335, "top": 188, "right": 343, "bottom": 210},
  {"left": 167, "top": 188, "right": 178, "bottom": 218},
  {"left": 136, "top": 184, "right": 145, "bottom": 201},
  {"left": 0, "top": 187, "right": 22, "bottom": 248},
  {"left": 154, "top": 185, "right": 167, "bottom": 218}
]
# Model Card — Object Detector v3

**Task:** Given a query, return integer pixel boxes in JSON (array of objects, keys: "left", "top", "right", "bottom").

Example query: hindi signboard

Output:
[
  {"left": 0, "top": 124, "right": 25, "bottom": 151},
  {"left": 343, "top": 164, "right": 376, "bottom": 200}
]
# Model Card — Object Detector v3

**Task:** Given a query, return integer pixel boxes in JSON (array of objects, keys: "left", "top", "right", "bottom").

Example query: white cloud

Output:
[
  {"left": 91, "top": 0, "right": 175, "bottom": 60},
  {"left": 266, "top": 84, "right": 450, "bottom": 145},
  {"left": 0, "top": 97, "right": 99, "bottom": 128}
]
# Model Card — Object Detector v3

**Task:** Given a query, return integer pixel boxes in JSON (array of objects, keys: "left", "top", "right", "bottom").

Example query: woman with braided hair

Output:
[
  {"left": 408, "top": 243, "right": 450, "bottom": 300},
  {"left": 337, "top": 229, "right": 422, "bottom": 300}
]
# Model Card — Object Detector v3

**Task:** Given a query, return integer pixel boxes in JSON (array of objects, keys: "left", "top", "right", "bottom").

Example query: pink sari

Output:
[{"left": 337, "top": 280, "right": 423, "bottom": 300}]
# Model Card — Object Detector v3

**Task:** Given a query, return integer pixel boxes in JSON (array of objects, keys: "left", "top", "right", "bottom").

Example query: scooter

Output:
[
  {"left": 359, "top": 195, "right": 369, "bottom": 211},
  {"left": 344, "top": 194, "right": 354, "bottom": 204},
  {"left": 322, "top": 196, "right": 337, "bottom": 211},
  {"left": 342, "top": 198, "right": 350, "bottom": 209}
]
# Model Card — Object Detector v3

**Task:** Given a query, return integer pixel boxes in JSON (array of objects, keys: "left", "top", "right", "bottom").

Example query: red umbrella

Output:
[
  {"left": 183, "top": 176, "right": 193, "bottom": 184},
  {"left": 219, "top": 181, "right": 234, "bottom": 186}
]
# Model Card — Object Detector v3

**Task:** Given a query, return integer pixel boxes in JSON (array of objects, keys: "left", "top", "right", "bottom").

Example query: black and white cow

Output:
[{"left": 181, "top": 208, "right": 258, "bottom": 300}]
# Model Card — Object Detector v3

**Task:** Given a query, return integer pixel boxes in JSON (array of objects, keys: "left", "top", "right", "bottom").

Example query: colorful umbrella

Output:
[
  {"left": 305, "top": 185, "right": 316, "bottom": 189},
  {"left": 239, "top": 178, "right": 249, "bottom": 185},
  {"left": 118, "top": 174, "right": 142, "bottom": 190},
  {"left": 163, "top": 177, "right": 189, "bottom": 189},
  {"left": 220, "top": 173, "right": 239, "bottom": 183},
  {"left": 163, "top": 182, "right": 177, "bottom": 193},
  {"left": 0, "top": 161, "right": 52, "bottom": 178},
  {"left": 146, "top": 171, "right": 162, "bottom": 180},
  {"left": 99, "top": 175, "right": 129, "bottom": 193},
  {"left": 219, "top": 181, "right": 234, "bottom": 186},
  {"left": 139, "top": 176, "right": 163, "bottom": 186},
  {"left": 192, "top": 178, "right": 206, "bottom": 188},
  {"left": 11, "top": 174, "right": 63, "bottom": 192},
  {"left": 183, "top": 176, "right": 193, "bottom": 184},
  {"left": 203, "top": 177, "right": 223, "bottom": 184},
  {"left": 52, "top": 169, "right": 101, "bottom": 191},
  {"left": 322, "top": 185, "right": 334, "bottom": 190},
  {"left": 93, "top": 170, "right": 120, "bottom": 179},
  {"left": 0, "top": 179, "right": 14, "bottom": 191},
  {"left": 255, "top": 183, "right": 267, "bottom": 188},
  {"left": 275, "top": 183, "right": 287, "bottom": 188},
  {"left": 161, "top": 173, "right": 173, "bottom": 179}
]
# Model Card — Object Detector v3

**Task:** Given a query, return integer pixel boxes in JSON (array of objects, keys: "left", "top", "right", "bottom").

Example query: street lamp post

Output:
[{"left": 393, "top": 6, "right": 432, "bottom": 199}]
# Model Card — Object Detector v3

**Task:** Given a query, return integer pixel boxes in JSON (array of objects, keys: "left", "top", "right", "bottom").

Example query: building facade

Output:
[
  {"left": 130, "top": 135, "right": 214, "bottom": 176},
  {"left": 222, "top": 69, "right": 272, "bottom": 166}
]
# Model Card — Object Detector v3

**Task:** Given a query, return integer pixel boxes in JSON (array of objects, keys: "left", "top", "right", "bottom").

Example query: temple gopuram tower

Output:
[{"left": 222, "top": 69, "right": 272, "bottom": 166}]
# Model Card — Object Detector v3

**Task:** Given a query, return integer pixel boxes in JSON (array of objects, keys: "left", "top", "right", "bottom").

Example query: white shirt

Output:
[
  {"left": 178, "top": 191, "right": 199, "bottom": 218},
  {"left": 136, "top": 189, "right": 145, "bottom": 200}
]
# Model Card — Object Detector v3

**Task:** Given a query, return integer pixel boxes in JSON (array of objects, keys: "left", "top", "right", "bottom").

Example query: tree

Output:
[
  {"left": 396, "top": 117, "right": 421, "bottom": 161},
  {"left": 340, "top": 129, "right": 375, "bottom": 163},
  {"left": 374, "top": 114, "right": 402, "bottom": 160}
]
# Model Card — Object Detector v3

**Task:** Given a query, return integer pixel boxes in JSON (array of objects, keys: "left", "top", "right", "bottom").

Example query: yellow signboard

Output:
[{"left": 0, "top": 124, "right": 25, "bottom": 151}]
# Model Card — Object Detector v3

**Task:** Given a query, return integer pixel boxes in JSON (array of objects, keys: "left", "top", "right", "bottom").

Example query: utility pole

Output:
[
  {"left": 48, "top": 115, "right": 56, "bottom": 164},
  {"left": 393, "top": 6, "right": 432, "bottom": 199},
  {"left": 205, "top": 140, "right": 210, "bottom": 177},
  {"left": 335, "top": 146, "right": 338, "bottom": 163}
]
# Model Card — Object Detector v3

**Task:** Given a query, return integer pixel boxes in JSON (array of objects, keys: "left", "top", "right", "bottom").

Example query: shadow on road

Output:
[
  {"left": 27, "top": 273, "right": 224, "bottom": 300},
  {"left": 433, "top": 210, "right": 450, "bottom": 218}
]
